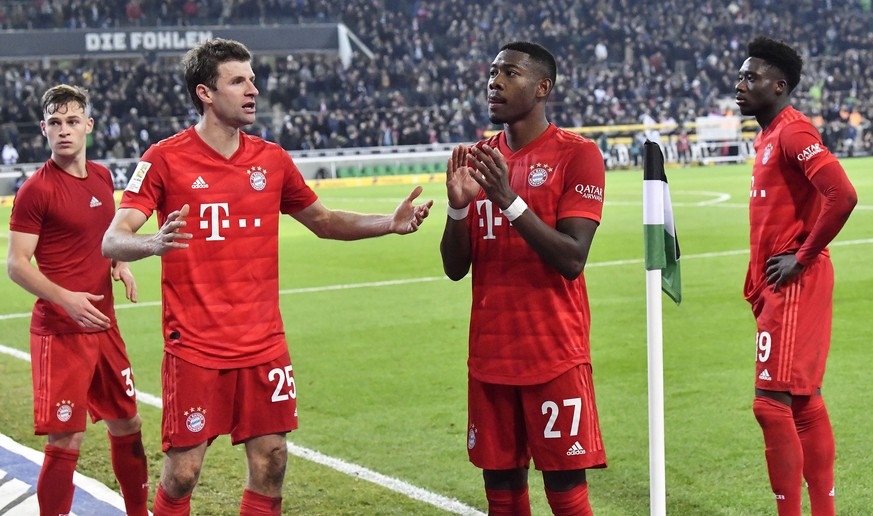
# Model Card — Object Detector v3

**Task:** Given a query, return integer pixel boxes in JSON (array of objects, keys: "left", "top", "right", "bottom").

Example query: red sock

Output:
[
  {"left": 753, "top": 396, "right": 802, "bottom": 516},
  {"left": 485, "top": 486, "right": 531, "bottom": 516},
  {"left": 109, "top": 431, "right": 149, "bottom": 516},
  {"left": 38, "top": 444, "right": 78, "bottom": 516},
  {"left": 544, "top": 482, "right": 592, "bottom": 516},
  {"left": 793, "top": 396, "right": 835, "bottom": 516},
  {"left": 240, "top": 488, "right": 282, "bottom": 515},
  {"left": 154, "top": 483, "right": 192, "bottom": 516}
]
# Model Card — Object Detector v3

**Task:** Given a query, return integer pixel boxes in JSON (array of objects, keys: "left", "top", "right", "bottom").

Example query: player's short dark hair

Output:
[
  {"left": 181, "top": 38, "right": 252, "bottom": 115},
  {"left": 41, "top": 84, "right": 91, "bottom": 118},
  {"left": 747, "top": 36, "right": 803, "bottom": 93},
  {"left": 500, "top": 41, "right": 557, "bottom": 92}
]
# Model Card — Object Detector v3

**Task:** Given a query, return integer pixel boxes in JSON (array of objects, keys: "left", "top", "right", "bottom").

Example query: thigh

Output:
[
  {"left": 467, "top": 374, "right": 529, "bottom": 470},
  {"left": 753, "top": 257, "right": 833, "bottom": 395},
  {"left": 231, "top": 350, "right": 298, "bottom": 445},
  {"left": 522, "top": 364, "right": 607, "bottom": 471},
  {"left": 161, "top": 353, "right": 230, "bottom": 452},
  {"left": 88, "top": 327, "right": 138, "bottom": 423},
  {"left": 30, "top": 332, "right": 98, "bottom": 434}
]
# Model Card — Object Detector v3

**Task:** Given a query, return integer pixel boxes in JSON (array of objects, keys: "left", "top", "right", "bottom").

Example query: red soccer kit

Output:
[
  {"left": 121, "top": 127, "right": 318, "bottom": 369},
  {"left": 745, "top": 106, "right": 841, "bottom": 394},
  {"left": 10, "top": 159, "right": 117, "bottom": 334},
  {"left": 10, "top": 159, "right": 137, "bottom": 432},
  {"left": 464, "top": 124, "right": 607, "bottom": 471},
  {"left": 466, "top": 124, "right": 605, "bottom": 386}
]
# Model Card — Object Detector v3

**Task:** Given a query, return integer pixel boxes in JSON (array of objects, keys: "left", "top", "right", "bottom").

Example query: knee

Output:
[
  {"left": 251, "top": 444, "right": 288, "bottom": 488},
  {"left": 106, "top": 414, "right": 142, "bottom": 436},
  {"left": 162, "top": 460, "right": 202, "bottom": 496},
  {"left": 543, "top": 469, "right": 587, "bottom": 492},
  {"left": 752, "top": 395, "right": 792, "bottom": 427},
  {"left": 483, "top": 468, "right": 528, "bottom": 491},
  {"left": 48, "top": 431, "right": 85, "bottom": 450}
]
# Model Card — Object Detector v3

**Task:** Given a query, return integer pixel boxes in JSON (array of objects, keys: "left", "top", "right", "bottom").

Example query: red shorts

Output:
[
  {"left": 748, "top": 256, "right": 833, "bottom": 395},
  {"left": 467, "top": 363, "right": 607, "bottom": 471},
  {"left": 161, "top": 351, "right": 298, "bottom": 452},
  {"left": 30, "top": 327, "right": 138, "bottom": 435}
]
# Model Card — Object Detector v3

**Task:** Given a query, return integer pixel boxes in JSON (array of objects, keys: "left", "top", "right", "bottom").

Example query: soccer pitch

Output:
[{"left": 1, "top": 158, "right": 870, "bottom": 514}]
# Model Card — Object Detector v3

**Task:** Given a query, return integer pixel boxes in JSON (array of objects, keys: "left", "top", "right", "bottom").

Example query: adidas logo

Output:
[
  {"left": 192, "top": 176, "right": 209, "bottom": 189},
  {"left": 758, "top": 369, "right": 771, "bottom": 381},
  {"left": 566, "top": 441, "right": 586, "bottom": 456},
  {"left": 89, "top": 196, "right": 102, "bottom": 208}
]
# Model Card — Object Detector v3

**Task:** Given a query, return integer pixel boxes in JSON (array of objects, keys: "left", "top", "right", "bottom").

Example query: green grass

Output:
[{"left": 1, "top": 158, "right": 871, "bottom": 514}]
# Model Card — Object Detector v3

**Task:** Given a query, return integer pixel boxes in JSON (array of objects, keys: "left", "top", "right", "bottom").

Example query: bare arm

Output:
[
  {"left": 7, "top": 231, "right": 110, "bottom": 329},
  {"left": 292, "top": 186, "right": 432, "bottom": 240},
  {"left": 439, "top": 144, "right": 479, "bottom": 281},
  {"left": 102, "top": 205, "right": 192, "bottom": 262}
]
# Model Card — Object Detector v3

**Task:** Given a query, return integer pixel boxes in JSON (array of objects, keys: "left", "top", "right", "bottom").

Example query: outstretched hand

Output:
[
  {"left": 390, "top": 186, "right": 433, "bottom": 234},
  {"left": 765, "top": 253, "right": 804, "bottom": 291},
  {"left": 151, "top": 204, "right": 193, "bottom": 256}
]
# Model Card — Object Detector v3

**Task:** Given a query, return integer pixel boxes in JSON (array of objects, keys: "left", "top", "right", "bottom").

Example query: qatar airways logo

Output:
[
  {"left": 575, "top": 184, "right": 603, "bottom": 202},
  {"left": 797, "top": 143, "right": 825, "bottom": 162},
  {"left": 199, "top": 203, "right": 261, "bottom": 241}
]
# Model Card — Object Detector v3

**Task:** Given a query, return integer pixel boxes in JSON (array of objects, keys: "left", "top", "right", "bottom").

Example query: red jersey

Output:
[
  {"left": 9, "top": 159, "right": 117, "bottom": 335},
  {"left": 120, "top": 127, "right": 318, "bottom": 369},
  {"left": 745, "top": 106, "right": 840, "bottom": 299},
  {"left": 466, "top": 124, "right": 605, "bottom": 385}
]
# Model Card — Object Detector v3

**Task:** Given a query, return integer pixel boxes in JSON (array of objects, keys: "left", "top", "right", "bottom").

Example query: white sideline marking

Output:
[
  {"left": 0, "top": 432, "right": 130, "bottom": 513},
  {"left": 0, "top": 343, "right": 484, "bottom": 515},
  {"left": 1, "top": 240, "right": 871, "bottom": 322}
]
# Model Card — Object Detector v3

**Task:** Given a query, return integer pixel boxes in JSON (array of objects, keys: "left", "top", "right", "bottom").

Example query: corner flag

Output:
[
  {"left": 643, "top": 141, "right": 681, "bottom": 304},
  {"left": 642, "top": 140, "right": 681, "bottom": 516}
]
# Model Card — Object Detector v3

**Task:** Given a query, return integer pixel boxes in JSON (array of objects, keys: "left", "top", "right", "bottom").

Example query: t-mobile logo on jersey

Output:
[
  {"left": 199, "top": 202, "right": 261, "bottom": 241},
  {"left": 475, "top": 198, "right": 510, "bottom": 240}
]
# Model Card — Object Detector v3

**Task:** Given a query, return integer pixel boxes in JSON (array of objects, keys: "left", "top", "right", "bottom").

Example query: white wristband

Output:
[
  {"left": 446, "top": 203, "right": 469, "bottom": 220},
  {"left": 502, "top": 196, "right": 527, "bottom": 222}
]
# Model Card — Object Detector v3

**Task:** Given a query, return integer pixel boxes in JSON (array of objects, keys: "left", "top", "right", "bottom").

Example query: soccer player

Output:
[
  {"left": 440, "top": 41, "right": 606, "bottom": 515},
  {"left": 101, "top": 38, "right": 432, "bottom": 514},
  {"left": 735, "top": 36, "right": 857, "bottom": 515},
  {"left": 6, "top": 84, "right": 149, "bottom": 516}
]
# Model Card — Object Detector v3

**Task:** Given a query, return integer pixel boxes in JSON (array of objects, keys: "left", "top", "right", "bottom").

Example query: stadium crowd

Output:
[{"left": 2, "top": 0, "right": 873, "bottom": 163}]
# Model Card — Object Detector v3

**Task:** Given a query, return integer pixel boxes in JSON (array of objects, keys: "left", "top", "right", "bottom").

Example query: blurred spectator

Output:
[
  {"left": 2, "top": 141, "right": 19, "bottom": 164},
  {"left": 0, "top": 0, "right": 871, "bottom": 158}
]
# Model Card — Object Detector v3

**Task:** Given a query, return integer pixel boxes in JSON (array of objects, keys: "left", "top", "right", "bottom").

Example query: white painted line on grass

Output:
[
  {"left": 1, "top": 240, "right": 871, "bottom": 322},
  {"left": 284, "top": 442, "right": 484, "bottom": 516},
  {"left": 0, "top": 432, "right": 130, "bottom": 514},
  {"left": 0, "top": 343, "right": 484, "bottom": 515}
]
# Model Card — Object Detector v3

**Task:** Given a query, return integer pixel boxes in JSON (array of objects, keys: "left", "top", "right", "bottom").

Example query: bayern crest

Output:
[
  {"left": 761, "top": 143, "right": 773, "bottom": 165},
  {"left": 248, "top": 166, "right": 267, "bottom": 191},
  {"left": 185, "top": 407, "right": 207, "bottom": 433},
  {"left": 528, "top": 163, "right": 552, "bottom": 187},
  {"left": 467, "top": 424, "right": 477, "bottom": 450},
  {"left": 56, "top": 400, "right": 74, "bottom": 422}
]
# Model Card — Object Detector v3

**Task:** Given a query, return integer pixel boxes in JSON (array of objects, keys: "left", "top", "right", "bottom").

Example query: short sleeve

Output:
[
  {"left": 558, "top": 141, "right": 605, "bottom": 223},
  {"left": 779, "top": 121, "right": 839, "bottom": 180}
]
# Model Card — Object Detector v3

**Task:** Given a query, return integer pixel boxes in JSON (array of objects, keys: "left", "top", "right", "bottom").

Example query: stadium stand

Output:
[{"left": 1, "top": 0, "right": 872, "bottom": 169}]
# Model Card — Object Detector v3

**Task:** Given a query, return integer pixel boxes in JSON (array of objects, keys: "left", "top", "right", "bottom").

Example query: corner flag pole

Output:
[
  {"left": 645, "top": 266, "right": 666, "bottom": 516},
  {"left": 642, "top": 140, "right": 681, "bottom": 516}
]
